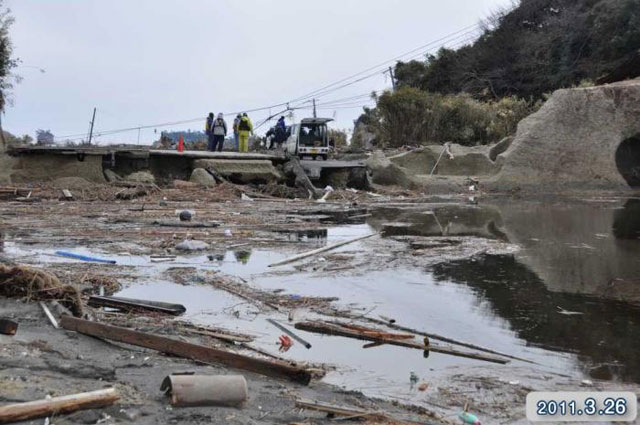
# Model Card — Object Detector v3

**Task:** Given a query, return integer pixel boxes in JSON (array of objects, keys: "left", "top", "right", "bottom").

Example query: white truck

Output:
[{"left": 284, "top": 117, "right": 333, "bottom": 160}]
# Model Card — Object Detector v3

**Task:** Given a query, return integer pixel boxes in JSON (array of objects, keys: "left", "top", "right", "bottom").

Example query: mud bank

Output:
[{"left": 1, "top": 299, "right": 427, "bottom": 425}]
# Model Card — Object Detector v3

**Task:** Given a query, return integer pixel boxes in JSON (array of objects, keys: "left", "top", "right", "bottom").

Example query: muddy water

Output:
[{"left": 5, "top": 196, "right": 640, "bottom": 406}]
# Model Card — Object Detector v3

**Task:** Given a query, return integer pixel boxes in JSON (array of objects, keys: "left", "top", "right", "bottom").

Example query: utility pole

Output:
[
  {"left": 388, "top": 66, "right": 396, "bottom": 90},
  {"left": 87, "top": 107, "right": 96, "bottom": 145},
  {"left": 312, "top": 98, "right": 317, "bottom": 118}
]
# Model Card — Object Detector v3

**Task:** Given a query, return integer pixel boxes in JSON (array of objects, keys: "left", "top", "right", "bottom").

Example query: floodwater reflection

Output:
[{"left": 371, "top": 198, "right": 640, "bottom": 383}]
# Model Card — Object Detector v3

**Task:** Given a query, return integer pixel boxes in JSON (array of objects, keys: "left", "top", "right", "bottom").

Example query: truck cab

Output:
[{"left": 284, "top": 117, "right": 333, "bottom": 160}]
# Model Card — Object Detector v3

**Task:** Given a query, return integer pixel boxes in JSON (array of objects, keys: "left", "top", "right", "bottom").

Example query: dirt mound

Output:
[
  {"left": 491, "top": 79, "right": 640, "bottom": 190},
  {"left": 0, "top": 144, "right": 17, "bottom": 185},
  {"left": 9, "top": 154, "right": 106, "bottom": 184}
]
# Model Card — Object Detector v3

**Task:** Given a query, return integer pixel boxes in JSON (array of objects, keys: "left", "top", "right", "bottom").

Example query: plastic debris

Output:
[
  {"left": 224, "top": 229, "right": 232, "bottom": 237},
  {"left": 278, "top": 335, "right": 293, "bottom": 352},
  {"left": 55, "top": 251, "right": 116, "bottom": 264},
  {"left": 459, "top": 411, "right": 481, "bottom": 425},
  {"left": 241, "top": 193, "right": 253, "bottom": 201}
]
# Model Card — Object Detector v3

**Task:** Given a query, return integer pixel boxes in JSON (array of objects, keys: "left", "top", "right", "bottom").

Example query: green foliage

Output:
[
  {"left": 328, "top": 128, "right": 348, "bottom": 150},
  {"left": 395, "top": 0, "right": 640, "bottom": 99},
  {"left": 0, "top": 1, "right": 17, "bottom": 112},
  {"left": 2, "top": 130, "right": 32, "bottom": 146},
  {"left": 370, "top": 87, "right": 538, "bottom": 147}
]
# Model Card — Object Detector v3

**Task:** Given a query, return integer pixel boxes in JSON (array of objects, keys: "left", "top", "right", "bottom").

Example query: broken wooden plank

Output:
[
  {"left": 360, "top": 316, "right": 535, "bottom": 364},
  {"left": 294, "top": 398, "right": 423, "bottom": 425},
  {"left": 0, "top": 388, "right": 118, "bottom": 424},
  {"left": 188, "top": 328, "right": 253, "bottom": 344},
  {"left": 87, "top": 295, "right": 186, "bottom": 315},
  {"left": 152, "top": 220, "right": 220, "bottom": 228},
  {"left": 60, "top": 316, "right": 312, "bottom": 384},
  {"left": 0, "top": 319, "right": 18, "bottom": 336},
  {"left": 268, "top": 233, "right": 378, "bottom": 267},
  {"left": 328, "top": 321, "right": 414, "bottom": 340},
  {"left": 295, "top": 321, "right": 508, "bottom": 364}
]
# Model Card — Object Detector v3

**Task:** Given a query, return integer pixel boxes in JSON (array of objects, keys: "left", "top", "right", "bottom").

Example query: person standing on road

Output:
[
  {"left": 237, "top": 113, "right": 253, "bottom": 153},
  {"left": 205, "top": 112, "right": 215, "bottom": 151},
  {"left": 211, "top": 113, "right": 227, "bottom": 152},
  {"left": 276, "top": 116, "right": 286, "bottom": 132},
  {"left": 274, "top": 116, "right": 286, "bottom": 148},
  {"left": 233, "top": 114, "right": 242, "bottom": 151}
]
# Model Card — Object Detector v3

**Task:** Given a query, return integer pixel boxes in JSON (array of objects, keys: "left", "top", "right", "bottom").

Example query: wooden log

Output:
[
  {"left": 0, "top": 319, "right": 18, "bottom": 336},
  {"left": 60, "top": 316, "right": 311, "bottom": 384},
  {"left": 295, "top": 321, "right": 508, "bottom": 364},
  {"left": 152, "top": 220, "right": 220, "bottom": 228},
  {"left": 87, "top": 295, "right": 186, "bottom": 315},
  {"left": 268, "top": 233, "right": 378, "bottom": 267},
  {"left": 328, "top": 321, "right": 414, "bottom": 340},
  {"left": 0, "top": 388, "right": 118, "bottom": 424},
  {"left": 188, "top": 328, "right": 253, "bottom": 344}
]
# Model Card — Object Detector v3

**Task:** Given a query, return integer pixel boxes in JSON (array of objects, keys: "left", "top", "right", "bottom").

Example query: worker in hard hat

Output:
[
  {"left": 211, "top": 113, "right": 227, "bottom": 152},
  {"left": 233, "top": 114, "right": 242, "bottom": 151},
  {"left": 237, "top": 113, "right": 253, "bottom": 153}
]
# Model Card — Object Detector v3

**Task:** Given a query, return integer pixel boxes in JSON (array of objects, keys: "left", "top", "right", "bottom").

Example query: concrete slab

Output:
[
  {"left": 193, "top": 159, "right": 284, "bottom": 184},
  {"left": 151, "top": 150, "right": 283, "bottom": 161}
]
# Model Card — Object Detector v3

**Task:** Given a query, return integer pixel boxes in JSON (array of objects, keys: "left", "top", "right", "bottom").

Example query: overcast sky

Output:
[{"left": 4, "top": 0, "right": 511, "bottom": 145}]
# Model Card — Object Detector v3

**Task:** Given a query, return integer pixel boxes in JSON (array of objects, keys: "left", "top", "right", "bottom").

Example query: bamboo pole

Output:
[{"left": 268, "top": 233, "right": 378, "bottom": 267}]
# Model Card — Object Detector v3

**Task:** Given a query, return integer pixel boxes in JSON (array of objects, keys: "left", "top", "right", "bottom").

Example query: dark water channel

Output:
[{"left": 367, "top": 198, "right": 640, "bottom": 383}]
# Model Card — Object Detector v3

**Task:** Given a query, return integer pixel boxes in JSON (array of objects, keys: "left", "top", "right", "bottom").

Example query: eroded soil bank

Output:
[{"left": 1, "top": 184, "right": 640, "bottom": 424}]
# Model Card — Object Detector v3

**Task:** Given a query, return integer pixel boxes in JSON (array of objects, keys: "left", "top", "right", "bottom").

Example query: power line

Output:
[
  {"left": 285, "top": 23, "right": 481, "bottom": 104},
  {"left": 55, "top": 23, "right": 482, "bottom": 142}
]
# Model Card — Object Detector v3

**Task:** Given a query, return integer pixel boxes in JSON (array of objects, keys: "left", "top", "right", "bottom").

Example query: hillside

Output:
[{"left": 394, "top": 0, "right": 640, "bottom": 99}]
